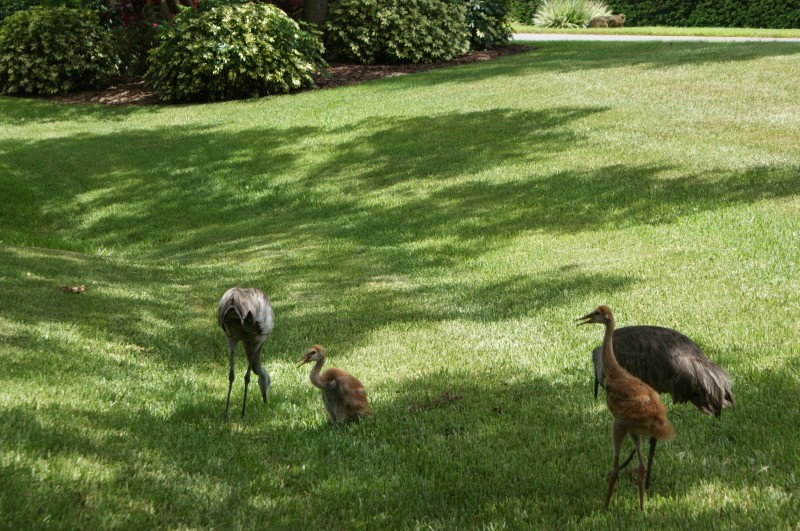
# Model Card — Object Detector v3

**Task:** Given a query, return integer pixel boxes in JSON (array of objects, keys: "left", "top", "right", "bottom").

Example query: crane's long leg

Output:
[
  {"left": 644, "top": 437, "right": 657, "bottom": 490},
  {"left": 241, "top": 359, "right": 253, "bottom": 419},
  {"left": 224, "top": 339, "right": 237, "bottom": 422},
  {"left": 618, "top": 436, "right": 657, "bottom": 489},
  {"left": 619, "top": 448, "right": 636, "bottom": 470},
  {"left": 606, "top": 420, "right": 627, "bottom": 508},
  {"left": 631, "top": 434, "right": 645, "bottom": 510},
  {"left": 252, "top": 340, "right": 270, "bottom": 404}
]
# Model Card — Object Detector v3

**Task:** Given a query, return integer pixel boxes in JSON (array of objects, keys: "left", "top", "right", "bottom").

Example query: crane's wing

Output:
[
  {"left": 605, "top": 378, "right": 666, "bottom": 421},
  {"left": 601, "top": 326, "right": 734, "bottom": 417},
  {"left": 333, "top": 373, "right": 370, "bottom": 411}
]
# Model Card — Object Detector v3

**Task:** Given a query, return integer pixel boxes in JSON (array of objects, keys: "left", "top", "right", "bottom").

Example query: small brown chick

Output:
[
  {"left": 578, "top": 305, "right": 675, "bottom": 510},
  {"left": 297, "top": 344, "right": 371, "bottom": 425}
]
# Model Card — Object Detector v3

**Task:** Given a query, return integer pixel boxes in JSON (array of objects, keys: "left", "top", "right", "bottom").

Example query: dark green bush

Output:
[
  {"left": 0, "top": 0, "right": 106, "bottom": 23},
  {"left": 102, "top": 0, "right": 194, "bottom": 76},
  {"left": 110, "top": 19, "right": 160, "bottom": 76},
  {"left": 464, "top": 0, "right": 512, "bottom": 50},
  {"left": 506, "top": 0, "right": 542, "bottom": 24},
  {"left": 608, "top": 0, "right": 800, "bottom": 28},
  {"left": 144, "top": 3, "right": 326, "bottom": 102},
  {"left": 0, "top": 6, "right": 119, "bottom": 95},
  {"left": 326, "top": 0, "right": 470, "bottom": 64},
  {"left": 0, "top": 0, "right": 36, "bottom": 22}
]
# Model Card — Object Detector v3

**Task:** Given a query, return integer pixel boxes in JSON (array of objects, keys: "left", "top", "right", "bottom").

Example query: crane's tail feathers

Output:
[
  {"left": 651, "top": 419, "right": 675, "bottom": 441},
  {"left": 693, "top": 364, "right": 735, "bottom": 417}
]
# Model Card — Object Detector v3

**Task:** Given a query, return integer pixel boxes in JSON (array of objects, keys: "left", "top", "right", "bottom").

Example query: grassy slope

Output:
[
  {"left": 513, "top": 24, "right": 800, "bottom": 38},
  {"left": 1, "top": 41, "right": 799, "bottom": 528}
]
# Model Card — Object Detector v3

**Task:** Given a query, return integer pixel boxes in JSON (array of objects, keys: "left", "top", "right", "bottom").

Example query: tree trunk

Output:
[{"left": 303, "top": 0, "right": 328, "bottom": 31}]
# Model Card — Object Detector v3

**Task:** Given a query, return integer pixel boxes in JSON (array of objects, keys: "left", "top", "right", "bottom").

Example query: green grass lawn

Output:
[
  {"left": 1, "top": 40, "right": 799, "bottom": 528},
  {"left": 513, "top": 24, "right": 800, "bottom": 38}
]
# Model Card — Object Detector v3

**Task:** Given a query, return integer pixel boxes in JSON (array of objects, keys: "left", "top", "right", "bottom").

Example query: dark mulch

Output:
[{"left": 45, "top": 44, "right": 533, "bottom": 106}]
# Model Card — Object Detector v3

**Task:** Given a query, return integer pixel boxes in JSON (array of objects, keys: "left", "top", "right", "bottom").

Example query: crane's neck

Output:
[
  {"left": 308, "top": 355, "right": 328, "bottom": 389},
  {"left": 601, "top": 315, "right": 623, "bottom": 376}
]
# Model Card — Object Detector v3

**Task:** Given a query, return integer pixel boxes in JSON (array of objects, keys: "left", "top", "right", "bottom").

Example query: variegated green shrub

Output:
[
  {"left": 0, "top": 6, "right": 119, "bottom": 95},
  {"left": 144, "top": 3, "right": 326, "bottom": 103},
  {"left": 326, "top": 0, "right": 470, "bottom": 64}
]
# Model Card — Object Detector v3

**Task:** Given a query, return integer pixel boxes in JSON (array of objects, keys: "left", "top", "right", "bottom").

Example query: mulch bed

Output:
[{"left": 45, "top": 43, "right": 533, "bottom": 106}]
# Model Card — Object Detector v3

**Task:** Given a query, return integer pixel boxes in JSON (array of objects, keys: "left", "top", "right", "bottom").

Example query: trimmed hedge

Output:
[
  {"left": 326, "top": 0, "right": 470, "bottom": 64},
  {"left": 0, "top": 6, "right": 119, "bottom": 95},
  {"left": 145, "top": 3, "right": 326, "bottom": 102},
  {"left": 608, "top": 0, "right": 800, "bottom": 28}
]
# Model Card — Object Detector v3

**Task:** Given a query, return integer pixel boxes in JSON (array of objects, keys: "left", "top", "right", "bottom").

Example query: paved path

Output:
[{"left": 513, "top": 33, "right": 800, "bottom": 43}]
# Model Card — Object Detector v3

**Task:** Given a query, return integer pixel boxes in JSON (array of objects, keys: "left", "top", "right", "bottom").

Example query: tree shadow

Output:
[
  {"left": 404, "top": 41, "right": 800, "bottom": 88},
  {"left": 0, "top": 96, "right": 163, "bottom": 126},
  {"left": 0, "top": 371, "right": 602, "bottom": 527},
  {"left": 2, "top": 104, "right": 798, "bottom": 372},
  {"left": 1, "top": 338, "right": 797, "bottom": 527},
  {"left": 4, "top": 107, "right": 797, "bottom": 268}
]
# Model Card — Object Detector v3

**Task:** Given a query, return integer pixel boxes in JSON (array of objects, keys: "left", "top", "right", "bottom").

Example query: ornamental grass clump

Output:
[
  {"left": 145, "top": 2, "right": 326, "bottom": 103},
  {"left": 0, "top": 6, "right": 119, "bottom": 95},
  {"left": 533, "top": 0, "right": 611, "bottom": 28}
]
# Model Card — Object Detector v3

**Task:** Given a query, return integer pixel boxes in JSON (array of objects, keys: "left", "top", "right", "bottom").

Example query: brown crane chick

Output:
[
  {"left": 297, "top": 344, "right": 372, "bottom": 425},
  {"left": 578, "top": 305, "right": 675, "bottom": 510}
]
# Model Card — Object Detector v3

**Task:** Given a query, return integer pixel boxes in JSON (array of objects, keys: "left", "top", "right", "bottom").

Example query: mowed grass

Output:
[
  {"left": 1, "top": 41, "right": 799, "bottom": 528},
  {"left": 513, "top": 24, "right": 800, "bottom": 39}
]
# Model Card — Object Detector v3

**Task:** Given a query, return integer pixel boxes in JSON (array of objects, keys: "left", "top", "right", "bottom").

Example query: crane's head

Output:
[
  {"left": 297, "top": 344, "right": 326, "bottom": 366},
  {"left": 577, "top": 305, "right": 614, "bottom": 326}
]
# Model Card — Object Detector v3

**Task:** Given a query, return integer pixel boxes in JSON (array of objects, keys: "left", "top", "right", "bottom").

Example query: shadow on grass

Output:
[
  {"left": 404, "top": 41, "right": 800, "bottom": 88},
  {"left": 3, "top": 361, "right": 797, "bottom": 527},
  {"left": 2, "top": 103, "right": 799, "bottom": 370},
  {"left": 0, "top": 95, "right": 161, "bottom": 126},
  {"left": 0, "top": 107, "right": 598, "bottom": 254},
  {"left": 0, "top": 372, "right": 600, "bottom": 527},
  {"left": 2, "top": 107, "right": 798, "bottom": 265},
  {"left": 0, "top": 242, "right": 634, "bottom": 376},
  {"left": 0, "top": 245, "right": 218, "bottom": 372}
]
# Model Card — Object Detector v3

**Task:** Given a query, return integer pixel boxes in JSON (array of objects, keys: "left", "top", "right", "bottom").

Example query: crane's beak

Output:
[
  {"left": 296, "top": 354, "right": 311, "bottom": 367},
  {"left": 576, "top": 313, "right": 594, "bottom": 326}
]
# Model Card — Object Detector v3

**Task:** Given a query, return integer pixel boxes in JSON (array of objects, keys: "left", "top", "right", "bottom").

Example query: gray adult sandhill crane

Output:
[
  {"left": 297, "top": 344, "right": 372, "bottom": 425},
  {"left": 579, "top": 305, "right": 675, "bottom": 510},
  {"left": 592, "top": 324, "right": 734, "bottom": 489},
  {"left": 217, "top": 287, "right": 275, "bottom": 421}
]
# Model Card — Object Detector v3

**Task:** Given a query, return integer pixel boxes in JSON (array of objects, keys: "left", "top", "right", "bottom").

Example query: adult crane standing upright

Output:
[
  {"left": 592, "top": 323, "right": 734, "bottom": 489},
  {"left": 217, "top": 287, "right": 275, "bottom": 421},
  {"left": 579, "top": 305, "right": 675, "bottom": 510}
]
